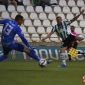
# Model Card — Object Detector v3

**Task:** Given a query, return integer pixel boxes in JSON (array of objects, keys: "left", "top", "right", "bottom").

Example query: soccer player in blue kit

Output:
[{"left": 0, "top": 15, "right": 51, "bottom": 66}]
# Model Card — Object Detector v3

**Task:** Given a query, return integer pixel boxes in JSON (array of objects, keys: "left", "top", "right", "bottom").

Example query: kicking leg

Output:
[
  {"left": 14, "top": 43, "right": 52, "bottom": 64},
  {"left": 0, "top": 43, "right": 41, "bottom": 62},
  {"left": 1, "top": 43, "right": 52, "bottom": 64},
  {"left": 23, "top": 47, "right": 41, "bottom": 61},
  {"left": 23, "top": 46, "right": 52, "bottom": 63},
  {"left": 8, "top": 43, "right": 41, "bottom": 61},
  {"left": 75, "top": 36, "right": 84, "bottom": 41},
  {"left": 72, "top": 41, "right": 85, "bottom": 57}
]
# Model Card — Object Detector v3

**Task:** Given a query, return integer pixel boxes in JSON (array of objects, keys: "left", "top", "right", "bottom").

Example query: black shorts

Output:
[
  {"left": 61, "top": 34, "right": 76, "bottom": 48},
  {"left": 68, "top": 42, "right": 78, "bottom": 49}
]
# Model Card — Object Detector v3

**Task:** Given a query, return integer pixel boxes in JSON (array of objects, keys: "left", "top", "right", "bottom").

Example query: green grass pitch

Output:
[{"left": 0, "top": 60, "right": 85, "bottom": 85}]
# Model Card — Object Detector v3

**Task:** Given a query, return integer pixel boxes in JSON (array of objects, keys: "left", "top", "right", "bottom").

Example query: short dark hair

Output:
[
  {"left": 15, "top": 15, "right": 23, "bottom": 21},
  {"left": 56, "top": 16, "right": 62, "bottom": 19},
  {"left": 71, "top": 25, "right": 75, "bottom": 28}
]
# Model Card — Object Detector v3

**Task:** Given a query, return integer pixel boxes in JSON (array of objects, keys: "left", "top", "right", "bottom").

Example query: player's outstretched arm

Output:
[
  {"left": 16, "top": 26, "right": 34, "bottom": 49},
  {"left": 17, "top": 32, "right": 33, "bottom": 49},
  {"left": 42, "top": 32, "right": 53, "bottom": 41},
  {"left": 70, "top": 9, "right": 85, "bottom": 23}
]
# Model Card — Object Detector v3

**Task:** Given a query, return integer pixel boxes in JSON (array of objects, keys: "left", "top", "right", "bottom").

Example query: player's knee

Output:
[
  {"left": 79, "top": 37, "right": 84, "bottom": 41},
  {"left": 60, "top": 47, "right": 67, "bottom": 53},
  {"left": 75, "top": 37, "right": 84, "bottom": 41},
  {"left": 23, "top": 47, "right": 30, "bottom": 53}
]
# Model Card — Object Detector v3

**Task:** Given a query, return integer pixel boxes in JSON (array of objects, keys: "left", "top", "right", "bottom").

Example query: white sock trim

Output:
[{"left": 60, "top": 53, "right": 66, "bottom": 65}]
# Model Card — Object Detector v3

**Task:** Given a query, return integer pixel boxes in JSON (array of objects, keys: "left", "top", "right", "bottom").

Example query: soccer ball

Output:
[{"left": 39, "top": 59, "right": 47, "bottom": 67}]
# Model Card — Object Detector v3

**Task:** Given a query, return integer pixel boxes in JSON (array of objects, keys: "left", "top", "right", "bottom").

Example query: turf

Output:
[{"left": 0, "top": 60, "right": 85, "bottom": 85}]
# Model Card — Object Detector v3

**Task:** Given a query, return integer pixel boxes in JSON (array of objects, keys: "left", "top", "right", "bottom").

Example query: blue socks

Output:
[
  {"left": 0, "top": 55, "right": 6, "bottom": 61},
  {"left": 27, "top": 52, "right": 40, "bottom": 61}
]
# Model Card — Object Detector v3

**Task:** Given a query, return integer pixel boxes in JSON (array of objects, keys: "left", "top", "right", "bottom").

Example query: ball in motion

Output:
[{"left": 39, "top": 59, "right": 47, "bottom": 67}]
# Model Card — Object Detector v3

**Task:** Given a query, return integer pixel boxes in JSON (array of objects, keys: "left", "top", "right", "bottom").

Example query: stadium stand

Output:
[
  {"left": 48, "top": 13, "right": 56, "bottom": 20},
  {"left": 68, "top": 0, "right": 76, "bottom": 7},
  {"left": 30, "top": 13, "right": 38, "bottom": 20},
  {"left": 39, "top": 13, "right": 47, "bottom": 20},
  {"left": 11, "top": 12, "right": 18, "bottom": 19},
  {"left": 46, "top": 27, "right": 52, "bottom": 34},
  {"left": 1, "top": 11, "right": 10, "bottom": 19},
  {"left": 8, "top": 5, "right": 16, "bottom": 12},
  {"left": 23, "top": 0, "right": 31, "bottom": 6},
  {"left": 0, "top": 0, "right": 85, "bottom": 46},
  {"left": 35, "top": 6, "right": 43, "bottom": 13},
  {"left": 28, "top": 26, "right": 37, "bottom": 34},
  {"left": 50, "top": 0, "right": 58, "bottom": 4},
  {"left": 26, "top": 6, "right": 34, "bottom": 13},
  {"left": 0, "top": 5, "right": 6, "bottom": 12},
  {"left": 59, "top": 0, "right": 67, "bottom": 7},
  {"left": 37, "top": 27, "right": 46, "bottom": 34}
]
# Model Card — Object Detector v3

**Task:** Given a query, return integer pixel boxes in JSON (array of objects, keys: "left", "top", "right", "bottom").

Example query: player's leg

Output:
[
  {"left": 75, "top": 36, "right": 84, "bottom": 41},
  {"left": 72, "top": 41, "right": 85, "bottom": 57},
  {"left": 0, "top": 45, "right": 11, "bottom": 61},
  {"left": 72, "top": 42, "right": 78, "bottom": 49},
  {"left": 23, "top": 46, "right": 52, "bottom": 63},
  {"left": 23, "top": 47, "right": 41, "bottom": 61},
  {"left": 8, "top": 42, "right": 41, "bottom": 61},
  {"left": 59, "top": 34, "right": 76, "bottom": 67},
  {"left": 13, "top": 43, "right": 52, "bottom": 64},
  {"left": 58, "top": 46, "right": 68, "bottom": 67}
]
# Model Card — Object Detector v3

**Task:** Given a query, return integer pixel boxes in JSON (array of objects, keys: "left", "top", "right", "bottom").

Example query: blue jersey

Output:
[{"left": 0, "top": 19, "right": 28, "bottom": 46}]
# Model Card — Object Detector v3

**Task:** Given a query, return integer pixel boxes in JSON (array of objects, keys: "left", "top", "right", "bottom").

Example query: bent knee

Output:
[
  {"left": 75, "top": 37, "right": 84, "bottom": 41},
  {"left": 78, "top": 37, "right": 84, "bottom": 41},
  {"left": 60, "top": 47, "right": 67, "bottom": 53},
  {"left": 23, "top": 47, "right": 30, "bottom": 53}
]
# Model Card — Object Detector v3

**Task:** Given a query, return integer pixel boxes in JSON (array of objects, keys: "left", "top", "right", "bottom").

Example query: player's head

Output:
[
  {"left": 15, "top": 15, "right": 24, "bottom": 25},
  {"left": 70, "top": 26, "right": 75, "bottom": 32},
  {"left": 56, "top": 16, "right": 62, "bottom": 24}
]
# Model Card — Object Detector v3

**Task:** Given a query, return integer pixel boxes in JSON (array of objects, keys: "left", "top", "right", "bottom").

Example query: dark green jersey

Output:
[
  {"left": 51, "top": 21, "right": 72, "bottom": 41},
  {"left": 33, "top": 0, "right": 41, "bottom": 5}
]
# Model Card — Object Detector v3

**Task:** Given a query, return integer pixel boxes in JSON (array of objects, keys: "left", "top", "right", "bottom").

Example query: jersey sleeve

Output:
[
  {"left": 15, "top": 26, "right": 29, "bottom": 47},
  {"left": 64, "top": 20, "right": 72, "bottom": 25},
  {"left": 51, "top": 25, "right": 56, "bottom": 32},
  {"left": 0, "top": 19, "right": 8, "bottom": 24}
]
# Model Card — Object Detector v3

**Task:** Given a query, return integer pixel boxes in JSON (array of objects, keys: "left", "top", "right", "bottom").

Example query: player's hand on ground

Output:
[
  {"left": 42, "top": 38, "right": 45, "bottom": 42},
  {"left": 80, "top": 9, "right": 85, "bottom": 14}
]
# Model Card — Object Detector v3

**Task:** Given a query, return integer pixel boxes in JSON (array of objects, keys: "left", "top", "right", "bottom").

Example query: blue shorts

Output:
[{"left": 2, "top": 42, "right": 25, "bottom": 55}]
